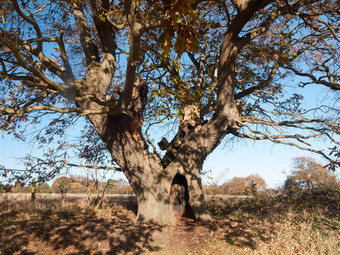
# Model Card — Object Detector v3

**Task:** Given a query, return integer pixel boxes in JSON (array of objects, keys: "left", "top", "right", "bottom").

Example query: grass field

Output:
[{"left": 1, "top": 190, "right": 339, "bottom": 255}]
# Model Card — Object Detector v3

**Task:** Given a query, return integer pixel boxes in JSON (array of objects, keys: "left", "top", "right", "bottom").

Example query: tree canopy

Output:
[
  {"left": 0, "top": 0, "right": 339, "bottom": 223},
  {"left": 285, "top": 157, "right": 340, "bottom": 192}
]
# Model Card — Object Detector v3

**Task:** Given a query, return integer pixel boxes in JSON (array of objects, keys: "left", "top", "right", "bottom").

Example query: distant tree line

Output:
[
  {"left": 0, "top": 176, "right": 133, "bottom": 194},
  {"left": 2, "top": 157, "right": 339, "bottom": 196},
  {"left": 203, "top": 157, "right": 340, "bottom": 196}
]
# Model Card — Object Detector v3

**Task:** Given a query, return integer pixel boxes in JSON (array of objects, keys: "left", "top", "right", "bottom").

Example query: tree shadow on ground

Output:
[
  {"left": 0, "top": 197, "right": 273, "bottom": 254},
  {"left": 5, "top": 192, "right": 337, "bottom": 254},
  {"left": 176, "top": 216, "right": 271, "bottom": 250},
  {"left": 0, "top": 201, "right": 162, "bottom": 255},
  {"left": 173, "top": 196, "right": 283, "bottom": 250}
]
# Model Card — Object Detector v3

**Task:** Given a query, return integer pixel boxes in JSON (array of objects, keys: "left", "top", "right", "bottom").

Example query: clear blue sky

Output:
[{"left": 202, "top": 139, "right": 335, "bottom": 188}]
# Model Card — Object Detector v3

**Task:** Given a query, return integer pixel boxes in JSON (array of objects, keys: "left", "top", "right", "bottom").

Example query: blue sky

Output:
[{"left": 202, "top": 139, "right": 335, "bottom": 188}]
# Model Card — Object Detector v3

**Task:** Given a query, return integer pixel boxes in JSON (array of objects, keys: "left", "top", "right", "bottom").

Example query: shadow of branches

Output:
[
  {"left": 1, "top": 189, "right": 339, "bottom": 254},
  {"left": 0, "top": 196, "right": 161, "bottom": 255}
]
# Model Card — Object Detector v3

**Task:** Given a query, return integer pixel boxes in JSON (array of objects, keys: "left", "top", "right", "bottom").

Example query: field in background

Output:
[
  {"left": 0, "top": 192, "right": 252, "bottom": 200},
  {"left": 1, "top": 190, "right": 339, "bottom": 254},
  {"left": 0, "top": 193, "right": 136, "bottom": 202}
]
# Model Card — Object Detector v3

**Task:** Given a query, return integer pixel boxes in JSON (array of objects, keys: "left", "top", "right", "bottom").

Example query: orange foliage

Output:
[
  {"left": 204, "top": 174, "right": 266, "bottom": 195},
  {"left": 285, "top": 157, "right": 340, "bottom": 192}
]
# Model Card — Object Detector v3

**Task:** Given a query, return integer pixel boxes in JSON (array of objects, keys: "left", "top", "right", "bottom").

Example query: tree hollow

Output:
[{"left": 170, "top": 173, "right": 195, "bottom": 219}]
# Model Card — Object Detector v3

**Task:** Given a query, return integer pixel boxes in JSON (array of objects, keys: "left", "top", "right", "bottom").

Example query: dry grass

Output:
[
  {"left": 0, "top": 189, "right": 339, "bottom": 254},
  {"left": 206, "top": 189, "right": 340, "bottom": 255}
]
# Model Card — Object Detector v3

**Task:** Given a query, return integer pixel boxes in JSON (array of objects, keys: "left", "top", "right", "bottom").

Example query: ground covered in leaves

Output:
[{"left": 1, "top": 190, "right": 339, "bottom": 255}]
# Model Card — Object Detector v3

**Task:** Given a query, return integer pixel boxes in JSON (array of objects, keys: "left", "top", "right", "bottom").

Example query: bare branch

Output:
[
  {"left": 58, "top": 160, "right": 122, "bottom": 172},
  {"left": 231, "top": 0, "right": 272, "bottom": 13},
  {"left": 57, "top": 32, "right": 75, "bottom": 81},
  {"left": 286, "top": 67, "right": 340, "bottom": 90},
  {"left": 0, "top": 32, "right": 59, "bottom": 90},
  {"left": 312, "top": 17, "right": 340, "bottom": 42},
  {"left": 235, "top": 64, "right": 279, "bottom": 99},
  {"left": 141, "top": 20, "right": 162, "bottom": 33},
  {"left": 0, "top": 105, "right": 115, "bottom": 116},
  {"left": 12, "top": 0, "right": 43, "bottom": 51},
  {"left": 88, "top": 0, "right": 117, "bottom": 96},
  {"left": 1, "top": 30, "right": 67, "bottom": 81},
  {"left": 230, "top": 127, "right": 334, "bottom": 162}
]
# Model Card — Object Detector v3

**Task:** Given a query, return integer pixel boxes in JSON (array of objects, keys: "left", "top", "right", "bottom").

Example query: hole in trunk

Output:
[{"left": 170, "top": 173, "right": 195, "bottom": 219}]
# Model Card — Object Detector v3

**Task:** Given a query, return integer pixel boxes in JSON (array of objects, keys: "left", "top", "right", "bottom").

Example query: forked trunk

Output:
[
  {"left": 74, "top": 16, "right": 242, "bottom": 224},
  {"left": 88, "top": 113, "right": 227, "bottom": 224},
  {"left": 85, "top": 87, "right": 233, "bottom": 224}
]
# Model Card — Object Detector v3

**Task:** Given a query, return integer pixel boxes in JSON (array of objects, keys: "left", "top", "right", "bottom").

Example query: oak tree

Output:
[
  {"left": 0, "top": 0, "right": 339, "bottom": 223},
  {"left": 285, "top": 157, "right": 340, "bottom": 192},
  {"left": 221, "top": 174, "right": 266, "bottom": 195}
]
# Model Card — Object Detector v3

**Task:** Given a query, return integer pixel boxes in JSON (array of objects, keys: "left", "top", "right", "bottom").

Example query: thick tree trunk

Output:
[
  {"left": 187, "top": 172, "right": 211, "bottom": 221},
  {"left": 87, "top": 113, "right": 219, "bottom": 224},
  {"left": 135, "top": 181, "right": 174, "bottom": 224},
  {"left": 82, "top": 80, "right": 238, "bottom": 225},
  {"left": 177, "top": 158, "right": 211, "bottom": 221},
  {"left": 66, "top": 0, "right": 275, "bottom": 225},
  {"left": 89, "top": 114, "right": 177, "bottom": 224},
  {"left": 103, "top": 123, "right": 209, "bottom": 223},
  {"left": 132, "top": 163, "right": 210, "bottom": 223}
]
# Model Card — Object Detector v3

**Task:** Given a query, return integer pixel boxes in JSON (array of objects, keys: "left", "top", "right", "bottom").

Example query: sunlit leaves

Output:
[{"left": 154, "top": 0, "right": 200, "bottom": 57}]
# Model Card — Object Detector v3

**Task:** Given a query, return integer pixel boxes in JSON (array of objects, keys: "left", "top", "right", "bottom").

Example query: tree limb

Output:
[
  {"left": 12, "top": 0, "right": 43, "bottom": 51},
  {"left": 230, "top": 127, "right": 334, "bottom": 162},
  {"left": 0, "top": 31, "right": 59, "bottom": 90},
  {"left": 57, "top": 160, "right": 122, "bottom": 172},
  {"left": 72, "top": 1, "right": 100, "bottom": 66},
  {"left": 0, "top": 105, "right": 116, "bottom": 116},
  {"left": 235, "top": 64, "right": 279, "bottom": 99},
  {"left": 286, "top": 67, "right": 340, "bottom": 90},
  {"left": 119, "top": 0, "right": 142, "bottom": 109},
  {"left": 312, "top": 17, "right": 340, "bottom": 42}
]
